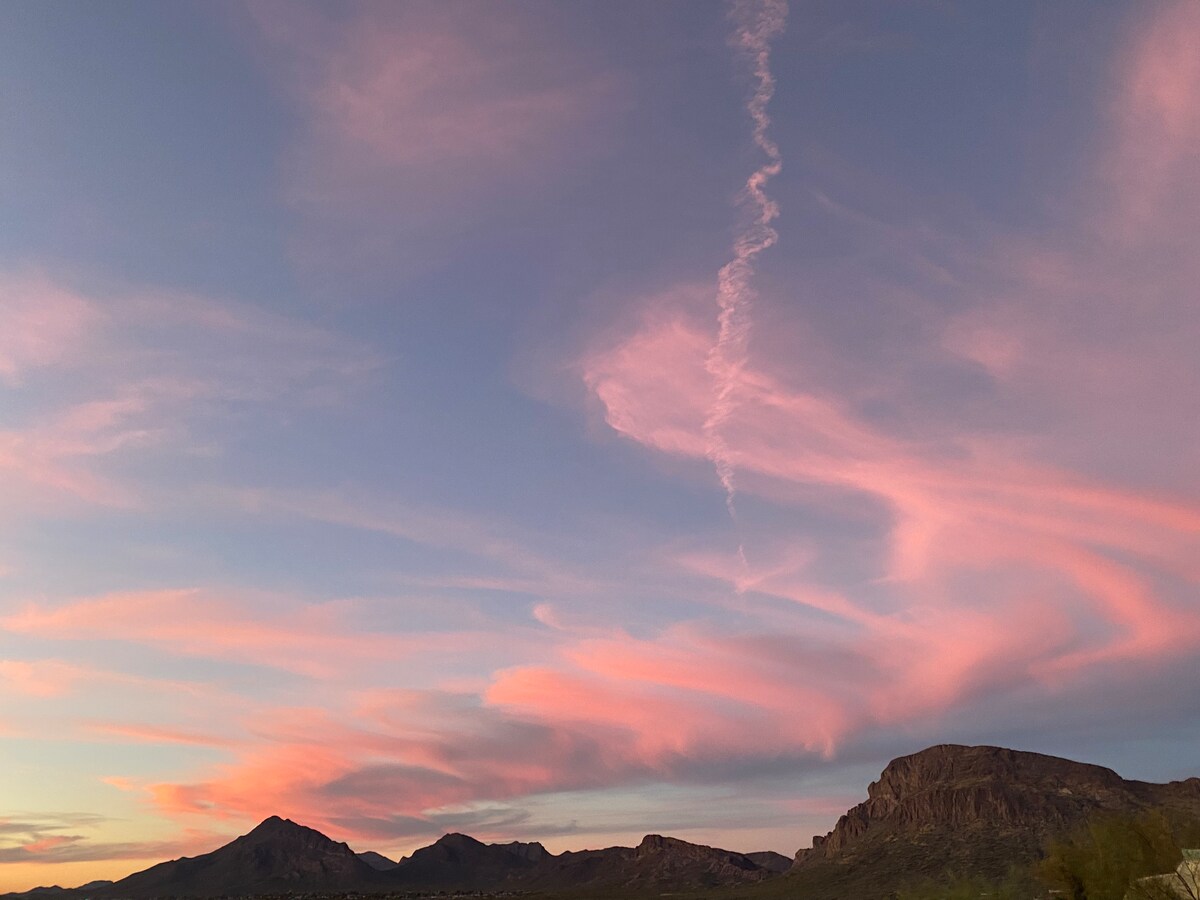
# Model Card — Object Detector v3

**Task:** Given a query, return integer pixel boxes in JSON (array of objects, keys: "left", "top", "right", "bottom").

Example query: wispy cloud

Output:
[
  {"left": 0, "top": 813, "right": 219, "bottom": 865},
  {"left": 1, "top": 589, "right": 536, "bottom": 680},
  {"left": 0, "top": 274, "right": 101, "bottom": 386},
  {"left": 705, "top": 0, "right": 787, "bottom": 558},
  {"left": 247, "top": 0, "right": 625, "bottom": 275},
  {"left": 0, "top": 272, "right": 378, "bottom": 518},
  {"left": 209, "top": 486, "right": 600, "bottom": 600},
  {"left": 0, "top": 659, "right": 92, "bottom": 698}
]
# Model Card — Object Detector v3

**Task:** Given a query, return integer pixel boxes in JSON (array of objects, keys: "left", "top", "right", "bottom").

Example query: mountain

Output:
[
  {"left": 96, "top": 816, "right": 381, "bottom": 898},
  {"left": 354, "top": 851, "right": 397, "bottom": 871},
  {"left": 745, "top": 851, "right": 792, "bottom": 873},
  {"left": 383, "top": 831, "right": 775, "bottom": 891},
  {"left": 386, "top": 832, "right": 548, "bottom": 888},
  {"left": 15, "top": 821, "right": 779, "bottom": 898},
  {"left": 2, "top": 881, "right": 112, "bottom": 900},
  {"left": 9, "top": 744, "right": 1198, "bottom": 900},
  {"left": 0, "top": 887, "right": 103, "bottom": 900},
  {"left": 785, "top": 744, "right": 1200, "bottom": 899},
  {"left": 506, "top": 834, "right": 776, "bottom": 892}
]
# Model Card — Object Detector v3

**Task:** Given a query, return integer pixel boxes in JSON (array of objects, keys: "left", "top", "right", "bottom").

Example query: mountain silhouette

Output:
[
  {"left": 387, "top": 832, "right": 548, "bottom": 888},
  {"left": 96, "top": 816, "right": 381, "bottom": 898},
  {"left": 6, "top": 745, "right": 1198, "bottom": 899}
]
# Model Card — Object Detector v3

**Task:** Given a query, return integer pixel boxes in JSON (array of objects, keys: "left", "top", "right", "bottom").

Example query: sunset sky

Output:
[{"left": 3, "top": 0, "right": 1200, "bottom": 891}]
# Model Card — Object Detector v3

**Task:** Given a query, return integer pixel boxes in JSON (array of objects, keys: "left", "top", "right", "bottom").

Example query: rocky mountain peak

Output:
[
  {"left": 636, "top": 834, "right": 682, "bottom": 853},
  {"left": 244, "top": 816, "right": 303, "bottom": 839},
  {"left": 790, "top": 743, "right": 1200, "bottom": 898},
  {"left": 865, "top": 744, "right": 1126, "bottom": 806}
]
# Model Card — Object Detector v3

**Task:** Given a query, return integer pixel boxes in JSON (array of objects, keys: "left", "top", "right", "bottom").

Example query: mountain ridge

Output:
[{"left": 8, "top": 744, "right": 1199, "bottom": 899}]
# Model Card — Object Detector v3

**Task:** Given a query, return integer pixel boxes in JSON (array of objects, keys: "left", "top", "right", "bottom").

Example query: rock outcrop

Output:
[{"left": 788, "top": 744, "right": 1200, "bottom": 900}]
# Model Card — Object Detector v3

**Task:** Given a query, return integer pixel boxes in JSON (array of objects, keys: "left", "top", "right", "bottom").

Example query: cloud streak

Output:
[{"left": 705, "top": 0, "right": 787, "bottom": 563}]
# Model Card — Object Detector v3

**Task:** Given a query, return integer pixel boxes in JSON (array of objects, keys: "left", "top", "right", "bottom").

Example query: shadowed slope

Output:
[{"left": 355, "top": 851, "right": 397, "bottom": 871}]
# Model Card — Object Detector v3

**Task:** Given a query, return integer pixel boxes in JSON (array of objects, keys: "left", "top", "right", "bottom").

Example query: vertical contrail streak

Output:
[{"left": 705, "top": 0, "right": 787, "bottom": 571}]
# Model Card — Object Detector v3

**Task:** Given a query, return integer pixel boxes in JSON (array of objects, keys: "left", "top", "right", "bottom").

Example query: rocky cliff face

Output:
[
  {"left": 797, "top": 744, "right": 1200, "bottom": 865},
  {"left": 787, "top": 744, "right": 1200, "bottom": 900}
]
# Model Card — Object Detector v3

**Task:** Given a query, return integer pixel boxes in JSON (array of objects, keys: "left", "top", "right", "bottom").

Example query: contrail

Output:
[{"left": 704, "top": 0, "right": 787, "bottom": 571}]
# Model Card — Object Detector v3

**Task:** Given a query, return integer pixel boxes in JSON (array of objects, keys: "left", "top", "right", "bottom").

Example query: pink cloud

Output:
[
  {"left": 0, "top": 274, "right": 100, "bottom": 385},
  {"left": 0, "top": 659, "right": 90, "bottom": 699},
  {"left": 147, "top": 608, "right": 1081, "bottom": 844},
  {"left": 939, "top": 6, "right": 1200, "bottom": 479},
  {"left": 1, "top": 589, "right": 532, "bottom": 679},
  {"left": 83, "top": 722, "right": 240, "bottom": 749},
  {"left": 0, "top": 272, "right": 378, "bottom": 519},
  {"left": 0, "top": 392, "right": 165, "bottom": 508},
  {"left": 1105, "top": 0, "right": 1200, "bottom": 238},
  {"left": 140, "top": 694, "right": 641, "bottom": 842},
  {"left": 19, "top": 836, "right": 77, "bottom": 855},
  {"left": 304, "top": 24, "right": 610, "bottom": 170},
  {"left": 246, "top": 0, "right": 624, "bottom": 275},
  {"left": 586, "top": 307, "right": 1200, "bottom": 658},
  {"left": 149, "top": 741, "right": 358, "bottom": 824},
  {"left": 491, "top": 631, "right": 856, "bottom": 761}
]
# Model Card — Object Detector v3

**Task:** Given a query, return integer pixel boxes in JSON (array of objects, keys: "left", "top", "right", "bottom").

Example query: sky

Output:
[{"left": 2, "top": 0, "right": 1200, "bottom": 891}]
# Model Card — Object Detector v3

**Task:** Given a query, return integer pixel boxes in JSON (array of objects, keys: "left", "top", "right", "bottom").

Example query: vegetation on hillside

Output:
[
  {"left": 893, "top": 867, "right": 1036, "bottom": 900},
  {"left": 849, "top": 811, "right": 1200, "bottom": 900},
  {"left": 1038, "top": 810, "right": 1200, "bottom": 900}
]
